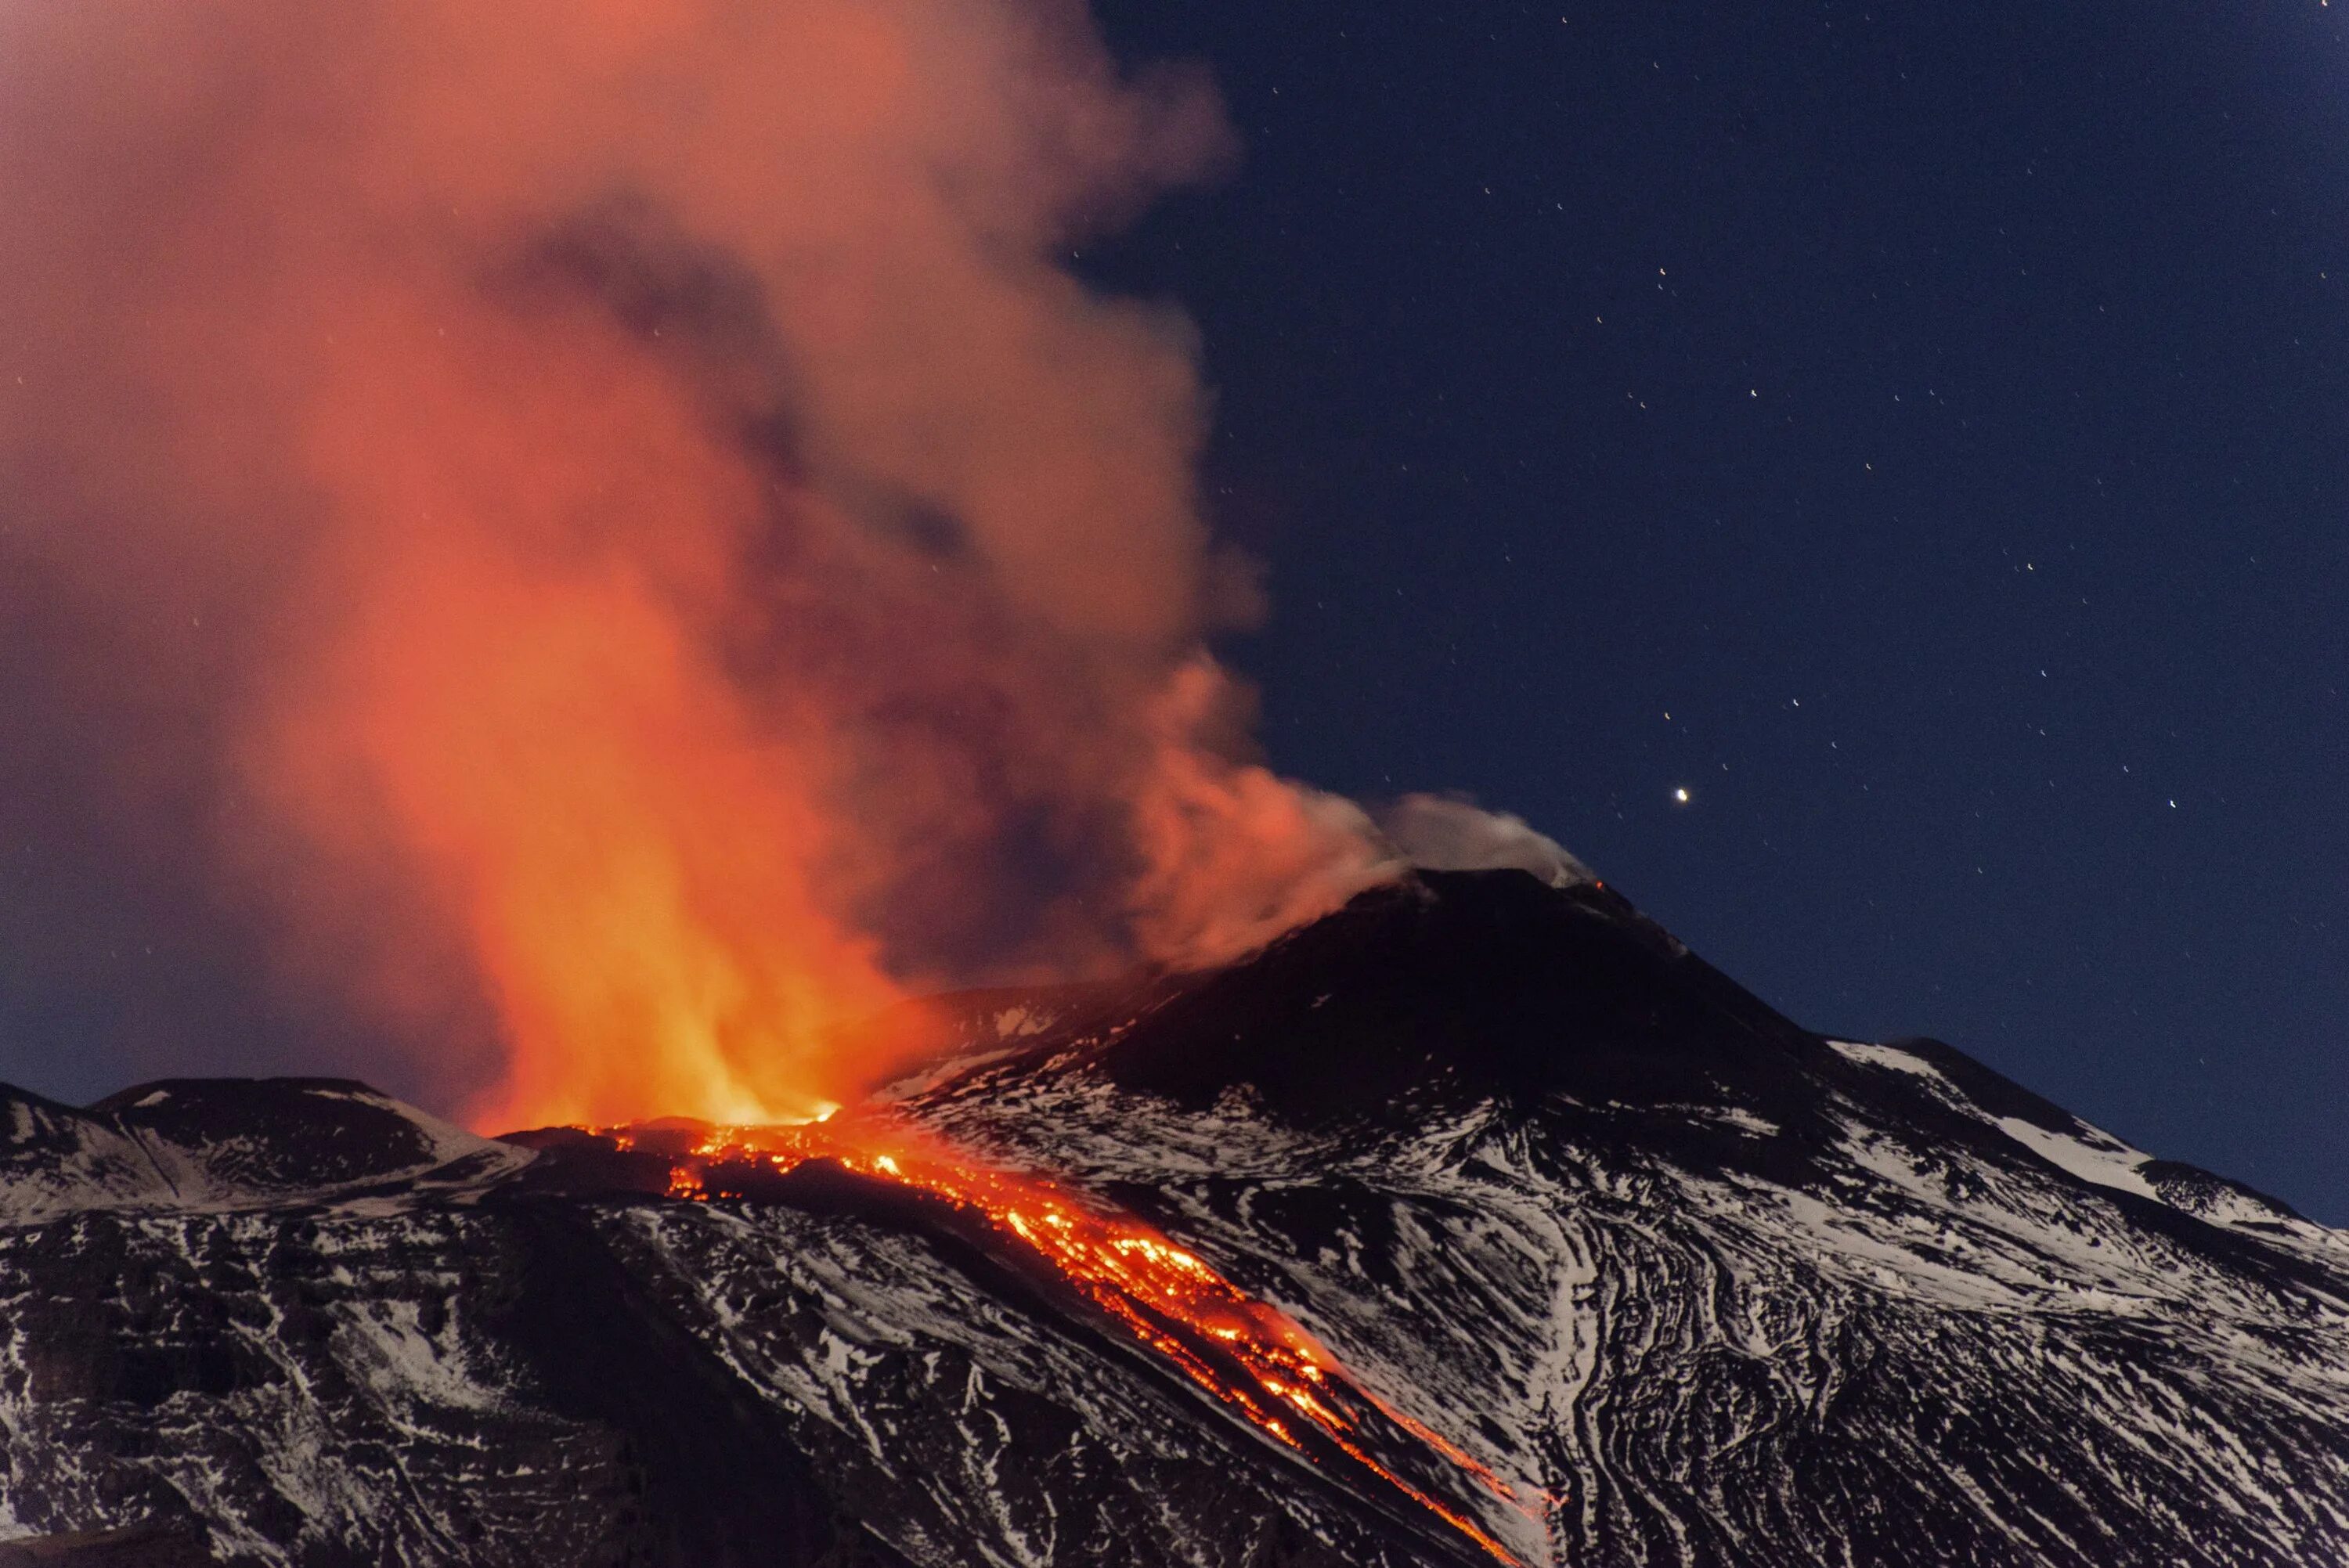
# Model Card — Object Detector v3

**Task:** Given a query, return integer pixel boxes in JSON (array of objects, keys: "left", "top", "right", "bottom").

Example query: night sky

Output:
[{"left": 1084, "top": 2, "right": 2349, "bottom": 1220}]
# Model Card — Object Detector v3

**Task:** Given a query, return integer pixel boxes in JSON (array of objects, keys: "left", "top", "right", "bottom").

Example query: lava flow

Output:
[{"left": 646, "top": 1115, "right": 1539, "bottom": 1564}]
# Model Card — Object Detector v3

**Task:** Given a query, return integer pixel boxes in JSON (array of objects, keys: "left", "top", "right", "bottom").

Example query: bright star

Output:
[{"left": 1672, "top": 787, "right": 1690, "bottom": 805}]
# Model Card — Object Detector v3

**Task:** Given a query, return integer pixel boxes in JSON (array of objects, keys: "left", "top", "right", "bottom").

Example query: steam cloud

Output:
[{"left": 0, "top": 0, "right": 1545, "bottom": 1129}]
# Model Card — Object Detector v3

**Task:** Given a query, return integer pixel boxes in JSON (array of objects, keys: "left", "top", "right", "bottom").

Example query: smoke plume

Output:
[{"left": 0, "top": 0, "right": 1502, "bottom": 1129}]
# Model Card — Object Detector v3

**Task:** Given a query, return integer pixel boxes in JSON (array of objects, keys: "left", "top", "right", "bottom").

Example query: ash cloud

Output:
[
  {"left": 0, "top": 1, "right": 1538, "bottom": 1126},
  {"left": 0, "top": 0, "right": 1373, "bottom": 1124}
]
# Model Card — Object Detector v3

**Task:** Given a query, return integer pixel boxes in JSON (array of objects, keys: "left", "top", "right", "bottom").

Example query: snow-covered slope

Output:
[
  {"left": 1, "top": 871, "right": 2343, "bottom": 1566},
  {"left": 0, "top": 1079, "right": 529, "bottom": 1226}
]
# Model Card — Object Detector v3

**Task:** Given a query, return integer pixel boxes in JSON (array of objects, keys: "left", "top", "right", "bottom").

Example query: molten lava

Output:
[{"left": 644, "top": 1113, "right": 1541, "bottom": 1564}]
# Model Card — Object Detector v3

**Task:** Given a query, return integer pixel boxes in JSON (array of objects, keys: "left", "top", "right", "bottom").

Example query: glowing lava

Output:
[{"left": 648, "top": 1115, "right": 1540, "bottom": 1563}]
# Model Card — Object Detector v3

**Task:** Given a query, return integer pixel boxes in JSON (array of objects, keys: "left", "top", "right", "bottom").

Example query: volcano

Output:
[{"left": 2, "top": 869, "right": 2344, "bottom": 1566}]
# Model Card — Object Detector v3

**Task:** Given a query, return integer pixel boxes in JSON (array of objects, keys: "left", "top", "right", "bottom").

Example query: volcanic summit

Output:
[{"left": 0, "top": 870, "right": 2344, "bottom": 1566}]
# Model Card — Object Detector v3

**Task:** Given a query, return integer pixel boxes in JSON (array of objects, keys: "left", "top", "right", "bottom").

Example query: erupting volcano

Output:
[
  {"left": 5, "top": 871, "right": 2349, "bottom": 1566},
  {"left": 3, "top": 2, "right": 2344, "bottom": 1565},
  {"left": 0, "top": 9, "right": 1708, "bottom": 1560}
]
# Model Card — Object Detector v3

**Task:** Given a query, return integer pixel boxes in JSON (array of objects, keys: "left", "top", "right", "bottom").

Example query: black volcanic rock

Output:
[
  {"left": 92, "top": 1078, "right": 441, "bottom": 1191},
  {"left": 0, "top": 1521, "right": 216, "bottom": 1566},
  {"left": 1090, "top": 870, "right": 1824, "bottom": 1121},
  {"left": 0, "top": 869, "right": 2344, "bottom": 1566}
]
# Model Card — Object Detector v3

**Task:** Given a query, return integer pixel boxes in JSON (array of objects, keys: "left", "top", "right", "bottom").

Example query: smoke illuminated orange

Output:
[
  {"left": 650, "top": 1114, "right": 1543, "bottom": 1563},
  {"left": 0, "top": 0, "right": 1409, "bottom": 1125}
]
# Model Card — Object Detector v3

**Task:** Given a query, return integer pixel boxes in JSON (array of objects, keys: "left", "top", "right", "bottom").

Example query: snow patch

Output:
[
  {"left": 1828, "top": 1040, "right": 1955, "bottom": 1090},
  {"left": 992, "top": 1007, "right": 1050, "bottom": 1039},
  {"left": 1994, "top": 1117, "right": 2160, "bottom": 1201}
]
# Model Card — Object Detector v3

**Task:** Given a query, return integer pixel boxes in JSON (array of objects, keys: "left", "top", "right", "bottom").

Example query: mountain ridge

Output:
[{"left": 0, "top": 869, "right": 2343, "bottom": 1565}]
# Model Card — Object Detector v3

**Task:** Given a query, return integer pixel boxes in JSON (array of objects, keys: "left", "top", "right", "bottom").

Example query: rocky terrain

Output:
[{"left": 2, "top": 869, "right": 2344, "bottom": 1565}]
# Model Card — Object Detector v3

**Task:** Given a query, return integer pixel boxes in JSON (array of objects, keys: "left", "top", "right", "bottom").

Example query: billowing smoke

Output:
[
  {"left": 1377, "top": 796, "right": 1590, "bottom": 889},
  {"left": 0, "top": 1, "right": 1537, "bottom": 1130}
]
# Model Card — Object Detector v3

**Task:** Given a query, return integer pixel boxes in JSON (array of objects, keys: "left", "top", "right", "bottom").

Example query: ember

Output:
[{"left": 649, "top": 1115, "right": 1544, "bottom": 1563}]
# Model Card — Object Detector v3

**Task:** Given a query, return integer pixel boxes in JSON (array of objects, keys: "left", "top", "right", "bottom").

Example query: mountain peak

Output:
[
  {"left": 5, "top": 874, "right": 2347, "bottom": 1565},
  {"left": 1087, "top": 866, "right": 1819, "bottom": 1122}
]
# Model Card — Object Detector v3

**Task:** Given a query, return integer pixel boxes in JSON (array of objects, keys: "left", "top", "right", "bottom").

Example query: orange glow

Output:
[
  {"left": 0, "top": 0, "right": 1411, "bottom": 1128},
  {"left": 656, "top": 1115, "right": 1543, "bottom": 1563}
]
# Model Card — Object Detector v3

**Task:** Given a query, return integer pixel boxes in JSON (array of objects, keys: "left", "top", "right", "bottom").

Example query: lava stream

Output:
[{"left": 642, "top": 1115, "right": 1539, "bottom": 1563}]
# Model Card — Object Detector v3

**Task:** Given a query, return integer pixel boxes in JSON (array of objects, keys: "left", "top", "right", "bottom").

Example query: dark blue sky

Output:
[{"left": 1087, "top": 2, "right": 2349, "bottom": 1220}]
